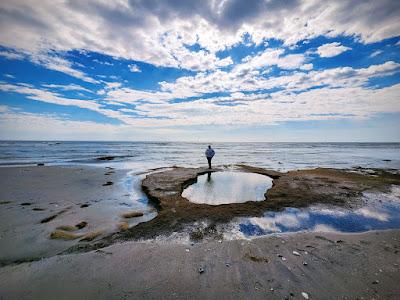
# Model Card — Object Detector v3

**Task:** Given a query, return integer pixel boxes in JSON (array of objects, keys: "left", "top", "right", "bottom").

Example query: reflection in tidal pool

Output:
[
  {"left": 182, "top": 171, "right": 273, "bottom": 205},
  {"left": 232, "top": 185, "right": 400, "bottom": 238}
]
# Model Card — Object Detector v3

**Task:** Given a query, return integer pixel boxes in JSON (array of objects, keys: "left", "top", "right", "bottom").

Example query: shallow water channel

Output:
[{"left": 182, "top": 171, "right": 273, "bottom": 205}]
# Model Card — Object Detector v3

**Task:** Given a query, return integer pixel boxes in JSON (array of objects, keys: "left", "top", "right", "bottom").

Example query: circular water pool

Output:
[{"left": 182, "top": 171, "right": 273, "bottom": 205}]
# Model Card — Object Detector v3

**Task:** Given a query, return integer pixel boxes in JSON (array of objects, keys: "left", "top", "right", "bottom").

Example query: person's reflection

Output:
[
  {"left": 205, "top": 171, "right": 214, "bottom": 186},
  {"left": 207, "top": 171, "right": 212, "bottom": 182},
  {"left": 204, "top": 171, "right": 214, "bottom": 197}
]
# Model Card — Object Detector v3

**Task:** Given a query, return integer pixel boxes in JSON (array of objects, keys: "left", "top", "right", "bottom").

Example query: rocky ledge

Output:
[
  {"left": 125, "top": 165, "right": 399, "bottom": 240},
  {"left": 66, "top": 165, "right": 400, "bottom": 253}
]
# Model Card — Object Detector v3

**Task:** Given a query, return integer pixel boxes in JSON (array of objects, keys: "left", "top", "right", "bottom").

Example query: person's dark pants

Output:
[{"left": 207, "top": 157, "right": 212, "bottom": 169}]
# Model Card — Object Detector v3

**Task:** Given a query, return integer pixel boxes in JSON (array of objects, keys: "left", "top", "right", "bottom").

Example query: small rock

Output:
[
  {"left": 225, "top": 263, "right": 230, "bottom": 267},
  {"left": 102, "top": 181, "right": 113, "bottom": 186},
  {"left": 37, "top": 163, "right": 45, "bottom": 166},
  {"left": 301, "top": 292, "right": 309, "bottom": 299},
  {"left": 270, "top": 287, "right": 274, "bottom": 291},
  {"left": 198, "top": 267, "right": 204, "bottom": 274},
  {"left": 282, "top": 257, "right": 287, "bottom": 261},
  {"left": 80, "top": 204, "right": 89, "bottom": 208},
  {"left": 75, "top": 221, "right": 88, "bottom": 229},
  {"left": 372, "top": 280, "right": 379, "bottom": 284},
  {"left": 121, "top": 211, "right": 144, "bottom": 218},
  {"left": 32, "top": 207, "right": 45, "bottom": 211},
  {"left": 185, "top": 248, "right": 190, "bottom": 252},
  {"left": 293, "top": 251, "right": 301, "bottom": 256},
  {"left": 97, "top": 156, "right": 115, "bottom": 161}
]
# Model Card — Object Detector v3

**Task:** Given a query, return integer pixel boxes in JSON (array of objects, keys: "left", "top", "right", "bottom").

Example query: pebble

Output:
[
  {"left": 303, "top": 261, "right": 308, "bottom": 266},
  {"left": 225, "top": 263, "right": 230, "bottom": 267},
  {"left": 277, "top": 253, "right": 290, "bottom": 261},
  {"left": 372, "top": 280, "right": 379, "bottom": 284},
  {"left": 198, "top": 267, "right": 204, "bottom": 274},
  {"left": 270, "top": 287, "right": 274, "bottom": 291},
  {"left": 293, "top": 251, "right": 301, "bottom": 256},
  {"left": 185, "top": 249, "right": 190, "bottom": 252},
  {"left": 301, "top": 292, "right": 309, "bottom": 299}
]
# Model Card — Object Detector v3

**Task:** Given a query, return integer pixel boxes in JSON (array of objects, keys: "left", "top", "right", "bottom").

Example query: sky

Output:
[{"left": 0, "top": 0, "right": 399, "bottom": 142}]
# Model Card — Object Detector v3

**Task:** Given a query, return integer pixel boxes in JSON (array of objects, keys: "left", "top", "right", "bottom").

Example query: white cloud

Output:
[
  {"left": 128, "top": 64, "right": 141, "bottom": 73},
  {"left": 0, "top": 1, "right": 398, "bottom": 71},
  {"left": 317, "top": 42, "right": 352, "bottom": 58},
  {"left": 0, "top": 48, "right": 98, "bottom": 84},
  {"left": 3, "top": 73, "right": 15, "bottom": 79},
  {"left": 300, "top": 63, "right": 313, "bottom": 71},
  {"left": 370, "top": 50, "right": 383, "bottom": 58},
  {"left": 241, "top": 49, "right": 307, "bottom": 70},
  {"left": 93, "top": 59, "right": 113, "bottom": 66},
  {"left": 29, "top": 53, "right": 99, "bottom": 84},
  {"left": 0, "top": 106, "right": 200, "bottom": 141},
  {"left": 0, "top": 50, "right": 25, "bottom": 60},
  {"left": 355, "top": 207, "right": 389, "bottom": 221},
  {"left": 104, "top": 82, "right": 122, "bottom": 90},
  {"left": 42, "top": 83, "right": 91, "bottom": 93}
]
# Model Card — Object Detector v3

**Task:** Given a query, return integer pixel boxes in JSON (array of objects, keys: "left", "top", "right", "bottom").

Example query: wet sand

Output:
[
  {"left": 0, "top": 166, "right": 400, "bottom": 299},
  {"left": 0, "top": 166, "right": 155, "bottom": 265},
  {"left": 0, "top": 230, "right": 399, "bottom": 299}
]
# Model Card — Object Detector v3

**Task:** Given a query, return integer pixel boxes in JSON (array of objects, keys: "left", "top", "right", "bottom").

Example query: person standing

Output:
[{"left": 205, "top": 145, "right": 215, "bottom": 169}]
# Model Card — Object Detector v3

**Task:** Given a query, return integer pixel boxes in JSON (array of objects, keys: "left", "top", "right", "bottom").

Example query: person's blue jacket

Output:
[{"left": 205, "top": 148, "right": 215, "bottom": 158}]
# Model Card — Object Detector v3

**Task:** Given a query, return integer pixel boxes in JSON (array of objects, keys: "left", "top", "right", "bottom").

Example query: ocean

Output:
[{"left": 0, "top": 141, "right": 399, "bottom": 172}]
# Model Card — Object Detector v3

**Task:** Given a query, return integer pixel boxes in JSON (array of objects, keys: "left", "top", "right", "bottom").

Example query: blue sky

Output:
[{"left": 0, "top": 0, "right": 399, "bottom": 141}]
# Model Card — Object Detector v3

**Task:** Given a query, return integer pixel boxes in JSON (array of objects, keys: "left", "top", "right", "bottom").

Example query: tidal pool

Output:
[
  {"left": 182, "top": 171, "right": 273, "bottom": 205},
  {"left": 228, "top": 185, "right": 400, "bottom": 238}
]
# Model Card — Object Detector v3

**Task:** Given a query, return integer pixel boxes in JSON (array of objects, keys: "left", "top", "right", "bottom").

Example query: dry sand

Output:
[{"left": 0, "top": 166, "right": 399, "bottom": 299}]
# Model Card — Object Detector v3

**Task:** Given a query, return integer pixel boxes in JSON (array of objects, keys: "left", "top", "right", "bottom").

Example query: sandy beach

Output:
[
  {"left": 0, "top": 229, "right": 399, "bottom": 299},
  {"left": 0, "top": 165, "right": 399, "bottom": 299}
]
